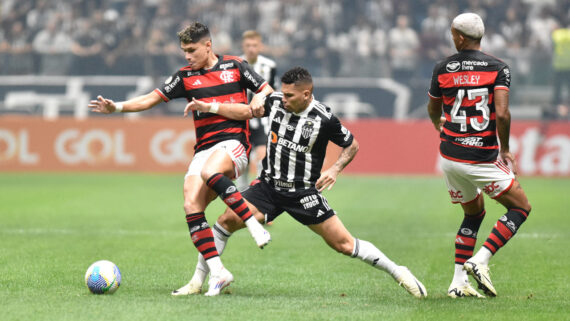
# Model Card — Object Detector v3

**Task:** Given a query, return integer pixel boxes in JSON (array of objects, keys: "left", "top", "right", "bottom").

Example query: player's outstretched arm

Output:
[
  {"left": 316, "top": 138, "right": 359, "bottom": 192},
  {"left": 427, "top": 97, "right": 445, "bottom": 132},
  {"left": 184, "top": 98, "right": 254, "bottom": 120},
  {"left": 88, "top": 91, "right": 163, "bottom": 114}
]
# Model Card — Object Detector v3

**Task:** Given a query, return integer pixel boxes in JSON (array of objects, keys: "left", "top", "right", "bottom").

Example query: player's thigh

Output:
[
  {"left": 493, "top": 179, "right": 531, "bottom": 211},
  {"left": 201, "top": 140, "right": 248, "bottom": 180},
  {"left": 308, "top": 215, "right": 354, "bottom": 255},
  {"left": 183, "top": 174, "right": 217, "bottom": 213},
  {"left": 440, "top": 157, "right": 480, "bottom": 205}
]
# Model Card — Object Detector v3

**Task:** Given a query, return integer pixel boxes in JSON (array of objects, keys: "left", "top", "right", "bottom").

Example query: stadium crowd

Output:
[{"left": 0, "top": 0, "right": 568, "bottom": 87}]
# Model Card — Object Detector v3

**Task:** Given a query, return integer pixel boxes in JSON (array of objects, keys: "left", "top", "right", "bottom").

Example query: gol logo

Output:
[
  {"left": 448, "top": 190, "right": 463, "bottom": 199},
  {"left": 54, "top": 129, "right": 134, "bottom": 165},
  {"left": 270, "top": 131, "right": 278, "bottom": 144},
  {"left": 150, "top": 130, "right": 195, "bottom": 165},
  {"left": 0, "top": 129, "right": 39, "bottom": 164}
]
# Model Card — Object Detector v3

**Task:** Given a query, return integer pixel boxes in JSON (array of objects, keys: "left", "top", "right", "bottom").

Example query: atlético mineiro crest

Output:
[{"left": 301, "top": 121, "right": 314, "bottom": 139}]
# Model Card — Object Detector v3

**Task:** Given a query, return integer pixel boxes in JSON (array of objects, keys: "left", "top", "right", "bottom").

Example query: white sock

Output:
[
  {"left": 244, "top": 215, "right": 263, "bottom": 232},
  {"left": 452, "top": 264, "right": 468, "bottom": 285},
  {"left": 352, "top": 238, "right": 398, "bottom": 276},
  {"left": 471, "top": 247, "right": 493, "bottom": 265},
  {"left": 191, "top": 223, "right": 232, "bottom": 283},
  {"left": 205, "top": 256, "right": 224, "bottom": 274}
]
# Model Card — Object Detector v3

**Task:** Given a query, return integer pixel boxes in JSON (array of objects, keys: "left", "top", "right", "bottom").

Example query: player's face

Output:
[
  {"left": 242, "top": 37, "right": 261, "bottom": 62},
  {"left": 181, "top": 39, "right": 211, "bottom": 70},
  {"left": 281, "top": 83, "right": 312, "bottom": 113}
]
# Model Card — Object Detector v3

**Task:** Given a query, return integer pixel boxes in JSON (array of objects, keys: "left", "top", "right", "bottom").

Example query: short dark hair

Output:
[
  {"left": 281, "top": 67, "right": 312, "bottom": 86},
  {"left": 177, "top": 22, "right": 210, "bottom": 44}
]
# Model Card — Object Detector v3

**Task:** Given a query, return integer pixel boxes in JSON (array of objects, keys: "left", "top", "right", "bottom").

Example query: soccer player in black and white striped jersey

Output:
[{"left": 183, "top": 67, "right": 427, "bottom": 298}]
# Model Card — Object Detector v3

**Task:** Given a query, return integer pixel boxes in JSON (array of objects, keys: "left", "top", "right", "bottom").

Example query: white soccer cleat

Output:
[
  {"left": 171, "top": 280, "right": 203, "bottom": 296},
  {"left": 447, "top": 282, "right": 485, "bottom": 298},
  {"left": 463, "top": 259, "right": 497, "bottom": 297},
  {"left": 393, "top": 266, "right": 427, "bottom": 298},
  {"left": 204, "top": 268, "right": 234, "bottom": 296},
  {"left": 247, "top": 221, "right": 271, "bottom": 249}
]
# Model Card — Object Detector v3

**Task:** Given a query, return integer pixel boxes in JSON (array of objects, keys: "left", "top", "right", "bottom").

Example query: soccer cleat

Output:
[
  {"left": 463, "top": 259, "right": 497, "bottom": 297},
  {"left": 393, "top": 266, "right": 427, "bottom": 298},
  {"left": 204, "top": 268, "right": 234, "bottom": 296},
  {"left": 447, "top": 282, "right": 485, "bottom": 298},
  {"left": 171, "top": 280, "right": 203, "bottom": 296},
  {"left": 247, "top": 222, "right": 271, "bottom": 249}
]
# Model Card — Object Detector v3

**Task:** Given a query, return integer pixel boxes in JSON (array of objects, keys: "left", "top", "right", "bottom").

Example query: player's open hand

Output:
[
  {"left": 184, "top": 98, "right": 209, "bottom": 116},
  {"left": 88, "top": 95, "right": 116, "bottom": 114},
  {"left": 316, "top": 168, "right": 339, "bottom": 192}
]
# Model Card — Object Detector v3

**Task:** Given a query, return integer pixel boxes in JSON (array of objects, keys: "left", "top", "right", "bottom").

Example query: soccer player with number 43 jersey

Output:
[
  {"left": 88, "top": 22, "right": 273, "bottom": 297},
  {"left": 427, "top": 13, "right": 532, "bottom": 298}
]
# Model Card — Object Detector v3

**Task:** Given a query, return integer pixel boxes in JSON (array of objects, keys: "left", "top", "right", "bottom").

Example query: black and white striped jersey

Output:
[{"left": 259, "top": 92, "right": 354, "bottom": 192}]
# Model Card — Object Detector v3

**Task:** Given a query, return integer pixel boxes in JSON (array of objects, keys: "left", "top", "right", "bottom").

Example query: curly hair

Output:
[{"left": 177, "top": 22, "right": 210, "bottom": 44}]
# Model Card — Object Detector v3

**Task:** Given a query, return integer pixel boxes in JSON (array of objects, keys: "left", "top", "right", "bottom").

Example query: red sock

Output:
[
  {"left": 206, "top": 173, "right": 253, "bottom": 221},
  {"left": 483, "top": 208, "right": 529, "bottom": 254},
  {"left": 455, "top": 210, "right": 486, "bottom": 264},
  {"left": 186, "top": 212, "right": 218, "bottom": 260}
]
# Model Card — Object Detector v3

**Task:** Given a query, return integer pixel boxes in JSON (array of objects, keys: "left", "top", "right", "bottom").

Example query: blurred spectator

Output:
[
  {"left": 551, "top": 26, "right": 570, "bottom": 108},
  {"left": 32, "top": 17, "right": 72, "bottom": 75},
  {"left": 1, "top": 20, "right": 34, "bottom": 75},
  {"left": 70, "top": 19, "right": 104, "bottom": 75},
  {"left": 388, "top": 15, "right": 420, "bottom": 84}
]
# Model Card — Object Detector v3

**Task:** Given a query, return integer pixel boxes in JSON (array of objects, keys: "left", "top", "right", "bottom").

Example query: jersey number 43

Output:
[{"left": 450, "top": 88, "right": 490, "bottom": 132}]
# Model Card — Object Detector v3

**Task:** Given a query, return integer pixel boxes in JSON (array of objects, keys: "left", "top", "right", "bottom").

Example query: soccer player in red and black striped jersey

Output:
[
  {"left": 427, "top": 13, "right": 532, "bottom": 298},
  {"left": 88, "top": 22, "right": 273, "bottom": 296}
]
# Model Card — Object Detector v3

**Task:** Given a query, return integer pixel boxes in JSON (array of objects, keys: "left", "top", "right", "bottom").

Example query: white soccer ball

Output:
[{"left": 85, "top": 260, "right": 122, "bottom": 294}]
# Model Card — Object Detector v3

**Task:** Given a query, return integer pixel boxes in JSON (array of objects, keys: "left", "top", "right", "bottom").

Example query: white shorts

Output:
[
  {"left": 439, "top": 156, "right": 515, "bottom": 204},
  {"left": 184, "top": 140, "right": 248, "bottom": 179}
]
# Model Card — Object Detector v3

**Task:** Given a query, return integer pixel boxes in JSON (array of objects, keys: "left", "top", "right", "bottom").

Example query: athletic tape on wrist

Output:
[
  {"left": 115, "top": 103, "right": 124, "bottom": 113},
  {"left": 210, "top": 102, "right": 220, "bottom": 114}
]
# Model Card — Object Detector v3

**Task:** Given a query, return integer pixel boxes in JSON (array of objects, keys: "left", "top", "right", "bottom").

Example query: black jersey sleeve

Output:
[
  {"left": 326, "top": 114, "right": 354, "bottom": 148},
  {"left": 495, "top": 64, "right": 511, "bottom": 90},
  {"left": 156, "top": 71, "right": 187, "bottom": 102},
  {"left": 262, "top": 92, "right": 282, "bottom": 117},
  {"left": 428, "top": 62, "right": 443, "bottom": 98},
  {"left": 238, "top": 60, "right": 267, "bottom": 93}
]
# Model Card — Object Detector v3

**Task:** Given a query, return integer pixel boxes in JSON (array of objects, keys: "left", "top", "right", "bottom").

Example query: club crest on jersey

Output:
[
  {"left": 220, "top": 70, "right": 235, "bottom": 83},
  {"left": 301, "top": 121, "right": 314, "bottom": 139},
  {"left": 446, "top": 61, "right": 461, "bottom": 72}
]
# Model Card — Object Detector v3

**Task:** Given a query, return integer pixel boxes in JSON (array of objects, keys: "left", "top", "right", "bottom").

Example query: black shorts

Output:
[{"left": 242, "top": 179, "right": 335, "bottom": 225}]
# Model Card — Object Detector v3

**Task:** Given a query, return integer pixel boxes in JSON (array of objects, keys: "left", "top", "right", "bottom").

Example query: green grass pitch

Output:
[{"left": 1, "top": 173, "right": 568, "bottom": 321}]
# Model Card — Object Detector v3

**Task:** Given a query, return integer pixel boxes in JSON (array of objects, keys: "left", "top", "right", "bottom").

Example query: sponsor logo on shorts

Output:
[
  {"left": 449, "top": 190, "right": 463, "bottom": 199},
  {"left": 300, "top": 194, "right": 319, "bottom": 209},
  {"left": 483, "top": 181, "right": 500, "bottom": 195}
]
